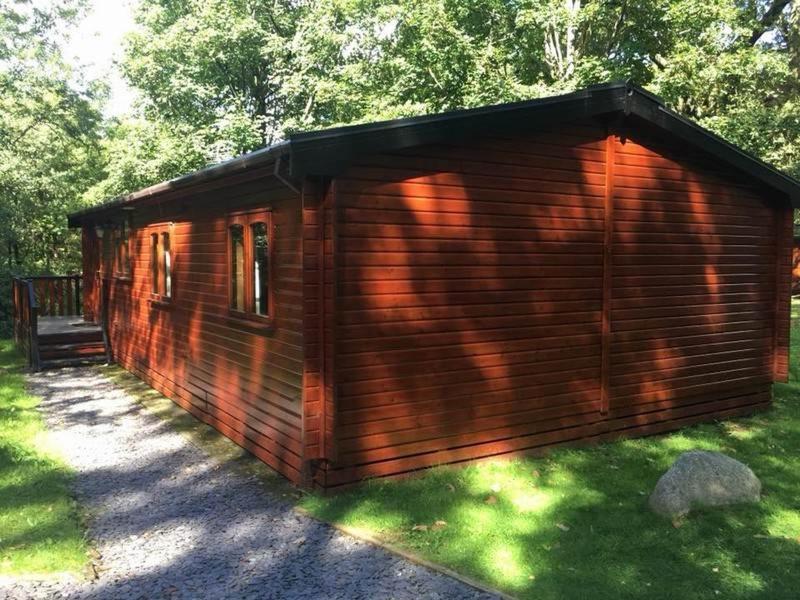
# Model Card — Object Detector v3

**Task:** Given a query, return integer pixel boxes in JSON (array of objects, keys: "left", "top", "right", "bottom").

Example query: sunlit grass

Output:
[
  {"left": 0, "top": 339, "right": 87, "bottom": 576},
  {"left": 300, "top": 302, "right": 800, "bottom": 599}
]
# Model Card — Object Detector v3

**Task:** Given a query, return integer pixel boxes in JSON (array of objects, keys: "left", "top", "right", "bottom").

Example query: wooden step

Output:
[
  {"left": 40, "top": 356, "right": 108, "bottom": 370},
  {"left": 39, "top": 342, "right": 107, "bottom": 360},
  {"left": 39, "top": 330, "right": 103, "bottom": 345}
]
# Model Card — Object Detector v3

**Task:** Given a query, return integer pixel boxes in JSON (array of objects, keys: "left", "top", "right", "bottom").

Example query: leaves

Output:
[{"left": 0, "top": 1, "right": 104, "bottom": 328}]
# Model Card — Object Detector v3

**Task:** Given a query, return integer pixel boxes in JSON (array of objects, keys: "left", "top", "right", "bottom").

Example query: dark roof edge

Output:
[
  {"left": 625, "top": 86, "right": 800, "bottom": 205},
  {"left": 67, "top": 140, "right": 290, "bottom": 226},
  {"left": 69, "top": 80, "right": 800, "bottom": 226}
]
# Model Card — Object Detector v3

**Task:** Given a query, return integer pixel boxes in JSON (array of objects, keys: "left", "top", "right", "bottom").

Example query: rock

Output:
[{"left": 649, "top": 450, "right": 761, "bottom": 518}]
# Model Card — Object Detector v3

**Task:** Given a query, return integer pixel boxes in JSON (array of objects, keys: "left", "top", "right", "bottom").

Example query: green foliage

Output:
[
  {"left": 0, "top": 339, "right": 88, "bottom": 575},
  {"left": 103, "top": 0, "right": 799, "bottom": 195},
  {"left": 0, "top": 1, "right": 104, "bottom": 275},
  {"left": 82, "top": 118, "right": 208, "bottom": 205},
  {"left": 2, "top": 0, "right": 799, "bottom": 320},
  {"left": 0, "top": 0, "right": 106, "bottom": 333}
]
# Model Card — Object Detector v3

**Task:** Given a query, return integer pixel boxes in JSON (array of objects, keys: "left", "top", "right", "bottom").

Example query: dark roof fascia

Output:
[
  {"left": 625, "top": 89, "right": 800, "bottom": 206},
  {"left": 67, "top": 141, "right": 290, "bottom": 226},
  {"left": 287, "top": 81, "right": 800, "bottom": 206},
  {"left": 69, "top": 81, "right": 800, "bottom": 227},
  {"left": 287, "top": 83, "right": 627, "bottom": 177}
]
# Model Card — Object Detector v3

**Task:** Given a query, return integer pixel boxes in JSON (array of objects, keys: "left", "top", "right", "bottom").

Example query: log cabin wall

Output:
[
  {"left": 321, "top": 119, "right": 793, "bottom": 488},
  {"left": 81, "top": 226, "right": 100, "bottom": 322},
  {"left": 86, "top": 172, "right": 306, "bottom": 483},
  {"left": 606, "top": 121, "right": 791, "bottom": 436},
  {"left": 325, "top": 121, "right": 610, "bottom": 486}
]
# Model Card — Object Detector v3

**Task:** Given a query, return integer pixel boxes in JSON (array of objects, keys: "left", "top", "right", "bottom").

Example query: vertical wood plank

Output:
[
  {"left": 773, "top": 202, "right": 793, "bottom": 382},
  {"left": 66, "top": 277, "right": 74, "bottom": 315},
  {"left": 57, "top": 278, "right": 64, "bottom": 316},
  {"left": 300, "top": 178, "right": 323, "bottom": 474},
  {"left": 325, "top": 180, "right": 338, "bottom": 463},
  {"left": 600, "top": 131, "right": 615, "bottom": 415}
]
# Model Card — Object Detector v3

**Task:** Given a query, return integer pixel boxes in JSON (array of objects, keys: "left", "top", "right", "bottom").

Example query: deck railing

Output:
[
  {"left": 12, "top": 274, "right": 83, "bottom": 370},
  {"left": 11, "top": 277, "right": 40, "bottom": 370},
  {"left": 27, "top": 274, "right": 82, "bottom": 317}
]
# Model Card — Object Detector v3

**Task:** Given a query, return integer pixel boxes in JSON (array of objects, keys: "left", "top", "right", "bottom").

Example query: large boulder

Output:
[{"left": 649, "top": 450, "right": 761, "bottom": 518}]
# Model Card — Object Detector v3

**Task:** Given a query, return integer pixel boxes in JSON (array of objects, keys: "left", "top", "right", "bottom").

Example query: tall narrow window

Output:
[
  {"left": 150, "top": 233, "right": 159, "bottom": 295},
  {"left": 227, "top": 210, "right": 273, "bottom": 322},
  {"left": 162, "top": 232, "right": 172, "bottom": 298},
  {"left": 230, "top": 225, "right": 245, "bottom": 311},
  {"left": 252, "top": 222, "right": 269, "bottom": 316},
  {"left": 112, "top": 218, "right": 132, "bottom": 277},
  {"left": 150, "top": 224, "right": 173, "bottom": 302}
]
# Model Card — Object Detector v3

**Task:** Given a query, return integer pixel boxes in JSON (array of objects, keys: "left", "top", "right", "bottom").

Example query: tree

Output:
[
  {"left": 107, "top": 0, "right": 799, "bottom": 188},
  {"left": 122, "top": 0, "right": 304, "bottom": 153},
  {"left": 0, "top": 0, "right": 105, "bottom": 331}
]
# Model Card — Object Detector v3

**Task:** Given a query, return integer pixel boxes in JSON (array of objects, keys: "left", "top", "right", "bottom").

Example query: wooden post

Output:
[
  {"left": 600, "top": 131, "right": 616, "bottom": 416},
  {"left": 75, "top": 274, "right": 82, "bottom": 316},
  {"left": 27, "top": 281, "right": 40, "bottom": 371},
  {"left": 773, "top": 203, "right": 793, "bottom": 382}
]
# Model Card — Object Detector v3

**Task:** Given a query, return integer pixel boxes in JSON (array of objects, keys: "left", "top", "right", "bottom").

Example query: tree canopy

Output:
[{"left": 2, "top": 0, "right": 799, "bottom": 280}]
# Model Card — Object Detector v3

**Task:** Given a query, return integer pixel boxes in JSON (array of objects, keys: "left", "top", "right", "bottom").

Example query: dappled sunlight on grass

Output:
[
  {"left": 301, "top": 313, "right": 800, "bottom": 599},
  {"left": 0, "top": 339, "right": 87, "bottom": 576}
]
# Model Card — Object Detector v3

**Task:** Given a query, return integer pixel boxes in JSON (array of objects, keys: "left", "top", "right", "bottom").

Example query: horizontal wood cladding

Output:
[
  {"left": 327, "top": 123, "right": 609, "bottom": 485},
  {"left": 84, "top": 120, "right": 791, "bottom": 491},
  {"left": 608, "top": 129, "right": 779, "bottom": 419},
  {"left": 321, "top": 121, "right": 786, "bottom": 488},
  {"left": 98, "top": 175, "right": 305, "bottom": 484}
]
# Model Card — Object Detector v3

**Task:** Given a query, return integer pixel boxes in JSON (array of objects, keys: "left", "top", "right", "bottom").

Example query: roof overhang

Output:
[{"left": 69, "top": 81, "right": 800, "bottom": 226}]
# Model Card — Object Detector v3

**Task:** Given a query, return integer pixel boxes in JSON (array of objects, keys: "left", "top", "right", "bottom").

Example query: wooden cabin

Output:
[
  {"left": 64, "top": 83, "right": 798, "bottom": 489},
  {"left": 792, "top": 234, "right": 800, "bottom": 295}
]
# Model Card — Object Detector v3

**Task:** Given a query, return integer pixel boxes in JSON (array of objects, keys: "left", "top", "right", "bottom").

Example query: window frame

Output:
[
  {"left": 149, "top": 223, "right": 174, "bottom": 304},
  {"left": 112, "top": 217, "right": 132, "bottom": 279},
  {"left": 226, "top": 208, "right": 274, "bottom": 326}
]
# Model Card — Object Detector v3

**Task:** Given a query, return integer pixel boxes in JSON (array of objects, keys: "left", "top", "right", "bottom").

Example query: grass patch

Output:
[{"left": 0, "top": 339, "right": 87, "bottom": 576}]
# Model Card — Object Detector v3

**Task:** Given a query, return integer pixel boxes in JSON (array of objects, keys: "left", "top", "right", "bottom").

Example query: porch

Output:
[{"left": 12, "top": 275, "right": 109, "bottom": 370}]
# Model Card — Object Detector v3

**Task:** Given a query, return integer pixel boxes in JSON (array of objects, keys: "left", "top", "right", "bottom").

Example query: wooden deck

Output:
[
  {"left": 36, "top": 316, "right": 107, "bottom": 367},
  {"left": 38, "top": 316, "right": 102, "bottom": 337}
]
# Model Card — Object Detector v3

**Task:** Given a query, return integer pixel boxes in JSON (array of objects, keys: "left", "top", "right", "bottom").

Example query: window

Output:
[
  {"left": 162, "top": 232, "right": 172, "bottom": 298},
  {"left": 114, "top": 218, "right": 132, "bottom": 277},
  {"left": 150, "top": 234, "right": 159, "bottom": 295},
  {"left": 228, "top": 210, "right": 272, "bottom": 322},
  {"left": 150, "top": 225, "right": 173, "bottom": 301},
  {"left": 252, "top": 222, "right": 269, "bottom": 316},
  {"left": 230, "top": 225, "right": 245, "bottom": 311}
]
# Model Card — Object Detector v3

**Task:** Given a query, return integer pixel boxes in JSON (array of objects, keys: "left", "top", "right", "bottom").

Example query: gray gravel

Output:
[{"left": 1, "top": 368, "right": 496, "bottom": 600}]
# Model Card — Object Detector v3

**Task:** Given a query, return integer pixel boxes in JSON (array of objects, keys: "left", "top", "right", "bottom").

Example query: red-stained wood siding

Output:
[
  {"left": 607, "top": 125, "right": 780, "bottom": 428},
  {"left": 81, "top": 227, "right": 100, "bottom": 322},
  {"left": 320, "top": 121, "right": 791, "bottom": 488},
  {"left": 325, "top": 123, "right": 609, "bottom": 485},
  {"left": 92, "top": 173, "right": 305, "bottom": 483},
  {"left": 774, "top": 208, "right": 792, "bottom": 382},
  {"left": 301, "top": 177, "right": 338, "bottom": 486},
  {"left": 78, "top": 120, "right": 793, "bottom": 491}
]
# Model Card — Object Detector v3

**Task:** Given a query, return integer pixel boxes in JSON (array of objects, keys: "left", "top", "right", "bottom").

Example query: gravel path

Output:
[{"left": 2, "top": 368, "right": 496, "bottom": 600}]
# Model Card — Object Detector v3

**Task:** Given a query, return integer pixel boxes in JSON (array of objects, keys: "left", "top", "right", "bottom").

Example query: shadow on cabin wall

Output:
[{"left": 324, "top": 114, "right": 784, "bottom": 485}]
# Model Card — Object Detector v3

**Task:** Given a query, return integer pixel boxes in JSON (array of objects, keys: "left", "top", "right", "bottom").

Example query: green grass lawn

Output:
[
  {"left": 299, "top": 309, "right": 800, "bottom": 599},
  {"left": 0, "top": 340, "right": 87, "bottom": 576}
]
